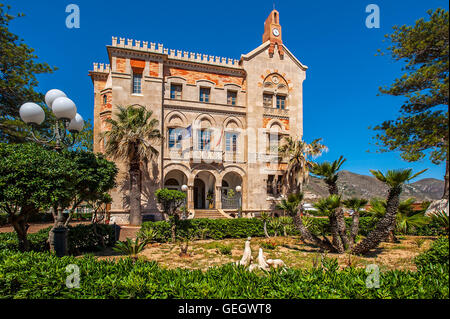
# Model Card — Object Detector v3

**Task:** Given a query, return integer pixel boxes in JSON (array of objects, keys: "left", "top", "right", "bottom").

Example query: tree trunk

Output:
[
  {"left": 443, "top": 156, "right": 449, "bottom": 200},
  {"left": 350, "top": 211, "right": 360, "bottom": 247},
  {"left": 292, "top": 212, "right": 337, "bottom": 253},
  {"left": 352, "top": 187, "right": 401, "bottom": 255},
  {"left": 326, "top": 181, "right": 348, "bottom": 252},
  {"left": 263, "top": 221, "right": 270, "bottom": 238},
  {"left": 171, "top": 222, "right": 176, "bottom": 243},
  {"left": 336, "top": 208, "right": 350, "bottom": 251},
  {"left": 386, "top": 230, "right": 399, "bottom": 243},
  {"left": 92, "top": 222, "right": 106, "bottom": 248},
  {"left": 329, "top": 214, "right": 344, "bottom": 253},
  {"left": 129, "top": 168, "right": 142, "bottom": 226},
  {"left": 10, "top": 213, "right": 30, "bottom": 252}
]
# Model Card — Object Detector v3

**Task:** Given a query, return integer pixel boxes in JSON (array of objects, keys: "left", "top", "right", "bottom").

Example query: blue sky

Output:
[{"left": 6, "top": 0, "right": 448, "bottom": 181}]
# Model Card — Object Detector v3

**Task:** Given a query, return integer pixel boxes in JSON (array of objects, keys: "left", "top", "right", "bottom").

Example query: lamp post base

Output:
[{"left": 50, "top": 226, "right": 68, "bottom": 257}]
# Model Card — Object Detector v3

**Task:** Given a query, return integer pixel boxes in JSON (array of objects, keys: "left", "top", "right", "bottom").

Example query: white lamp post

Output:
[
  {"left": 235, "top": 185, "right": 242, "bottom": 218},
  {"left": 19, "top": 89, "right": 84, "bottom": 150},
  {"left": 19, "top": 89, "right": 84, "bottom": 257},
  {"left": 181, "top": 184, "right": 188, "bottom": 219}
]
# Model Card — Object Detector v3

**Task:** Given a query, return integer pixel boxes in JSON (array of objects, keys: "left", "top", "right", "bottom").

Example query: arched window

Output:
[{"left": 103, "top": 95, "right": 107, "bottom": 105}]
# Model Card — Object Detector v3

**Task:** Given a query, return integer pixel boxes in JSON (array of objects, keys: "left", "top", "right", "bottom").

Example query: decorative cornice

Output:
[
  {"left": 263, "top": 113, "right": 289, "bottom": 120},
  {"left": 108, "top": 47, "right": 164, "bottom": 62},
  {"left": 164, "top": 102, "right": 246, "bottom": 117},
  {"left": 263, "top": 107, "right": 289, "bottom": 117},
  {"left": 166, "top": 60, "right": 245, "bottom": 77}
]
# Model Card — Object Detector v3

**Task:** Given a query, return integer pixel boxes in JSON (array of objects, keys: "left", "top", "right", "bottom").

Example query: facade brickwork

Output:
[{"left": 89, "top": 10, "right": 307, "bottom": 223}]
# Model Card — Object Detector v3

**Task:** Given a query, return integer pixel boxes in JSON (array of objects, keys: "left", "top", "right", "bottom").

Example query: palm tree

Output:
[
  {"left": 343, "top": 198, "right": 368, "bottom": 246},
  {"left": 260, "top": 212, "right": 271, "bottom": 238},
  {"left": 279, "top": 192, "right": 337, "bottom": 252},
  {"left": 278, "top": 137, "right": 326, "bottom": 194},
  {"left": 367, "top": 198, "right": 429, "bottom": 241},
  {"left": 396, "top": 198, "right": 430, "bottom": 235},
  {"left": 351, "top": 168, "right": 426, "bottom": 255},
  {"left": 310, "top": 156, "right": 346, "bottom": 195},
  {"left": 310, "top": 156, "right": 349, "bottom": 249},
  {"left": 102, "top": 105, "right": 161, "bottom": 226},
  {"left": 430, "top": 210, "right": 449, "bottom": 234},
  {"left": 276, "top": 193, "right": 304, "bottom": 216},
  {"left": 314, "top": 195, "right": 344, "bottom": 252}
]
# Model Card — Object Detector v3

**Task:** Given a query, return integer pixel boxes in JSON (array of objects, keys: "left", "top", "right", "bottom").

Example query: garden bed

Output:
[
  {"left": 94, "top": 235, "right": 437, "bottom": 272},
  {"left": 0, "top": 237, "right": 447, "bottom": 299}
]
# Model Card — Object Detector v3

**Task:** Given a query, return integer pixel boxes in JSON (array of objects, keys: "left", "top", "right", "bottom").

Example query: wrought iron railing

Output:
[{"left": 222, "top": 196, "right": 240, "bottom": 209}]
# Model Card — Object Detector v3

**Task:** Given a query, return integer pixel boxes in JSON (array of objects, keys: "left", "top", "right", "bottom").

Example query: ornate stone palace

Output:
[{"left": 89, "top": 10, "right": 307, "bottom": 222}]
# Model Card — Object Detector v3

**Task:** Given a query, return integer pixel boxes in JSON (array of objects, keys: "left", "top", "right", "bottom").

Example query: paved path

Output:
[
  {"left": 118, "top": 225, "right": 141, "bottom": 241},
  {"left": 0, "top": 222, "right": 141, "bottom": 241},
  {"left": 0, "top": 221, "right": 92, "bottom": 233}
]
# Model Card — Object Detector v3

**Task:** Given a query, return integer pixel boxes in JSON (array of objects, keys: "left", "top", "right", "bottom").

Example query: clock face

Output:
[{"left": 272, "top": 28, "right": 280, "bottom": 37}]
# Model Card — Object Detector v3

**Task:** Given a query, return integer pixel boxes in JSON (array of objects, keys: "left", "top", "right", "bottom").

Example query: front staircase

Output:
[{"left": 193, "top": 209, "right": 228, "bottom": 219}]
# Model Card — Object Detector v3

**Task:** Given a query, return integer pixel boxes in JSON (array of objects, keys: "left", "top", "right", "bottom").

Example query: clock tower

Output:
[{"left": 262, "top": 10, "right": 284, "bottom": 58}]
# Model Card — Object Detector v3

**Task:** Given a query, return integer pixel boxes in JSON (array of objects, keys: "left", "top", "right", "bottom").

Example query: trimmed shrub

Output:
[
  {"left": 68, "top": 224, "right": 115, "bottom": 254},
  {"left": 0, "top": 224, "right": 115, "bottom": 255},
  {"left": 0, "top": 227, "right": 50, "bottom": 252},
  {"left": 0, "top": 250, "right": 447, "bottom": 299}
]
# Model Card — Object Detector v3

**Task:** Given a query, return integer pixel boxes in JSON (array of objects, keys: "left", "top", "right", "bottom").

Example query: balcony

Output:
[
  {"left": 190, "top": 149, "right": 223, "bottom": 163},
  {"left": 166, "top": 148, "right": 190, "bottom": 161},
  {"left": 258, "top": 153, "right": 280, "bottom": 163},
  {"left": 264, "top": 107, "right": 289, "bottom": 117},
  {"left": 223, "top": 151, "right": 243, "bottom": 163}
]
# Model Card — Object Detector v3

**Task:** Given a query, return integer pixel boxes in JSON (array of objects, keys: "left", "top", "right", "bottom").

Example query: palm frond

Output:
[{"left": 101, "top": 105, "right": 161, "bottom": 166}]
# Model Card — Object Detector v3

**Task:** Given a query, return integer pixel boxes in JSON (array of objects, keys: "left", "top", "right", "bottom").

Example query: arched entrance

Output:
[
  {"left": 221, "top": 171, "right": 243, "bottom": 209},
  {"left": 193, "top": 171, "right": 216, "bottom": 209},
  {"left": 164, "top": 170, "right": 188, "bottom": 191}
]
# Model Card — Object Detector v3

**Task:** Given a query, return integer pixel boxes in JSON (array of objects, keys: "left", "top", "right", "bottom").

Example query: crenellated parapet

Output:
[
  {"left": 91, "top": 63, "right": 111, "bottom": 73},
  {"left": 111, "top": 36, "right": 241, "bottom": 68}
]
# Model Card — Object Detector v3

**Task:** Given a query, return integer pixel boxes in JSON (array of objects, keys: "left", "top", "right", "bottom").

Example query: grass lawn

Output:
[{"left": 92, "top": 235, "right": 436, "bottom": 271}]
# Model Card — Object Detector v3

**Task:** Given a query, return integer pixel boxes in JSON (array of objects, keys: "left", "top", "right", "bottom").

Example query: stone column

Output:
[
  {"left": 215, "top": 185, "right": 222, "bottom": 209},
  {"left": 187, "top": 185, "right": 194, "bottom": 209}
]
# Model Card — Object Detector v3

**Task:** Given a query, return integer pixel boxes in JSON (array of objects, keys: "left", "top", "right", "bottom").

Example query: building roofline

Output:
[
  {"left": 240, "top": 41, "right": 308, "bottom": 71},
  {"left": 105, "top": 37, "right": 243, "bottom": 71}
]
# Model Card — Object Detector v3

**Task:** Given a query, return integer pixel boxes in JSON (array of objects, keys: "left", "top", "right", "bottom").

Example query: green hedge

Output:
[
  {"left": 141, "top": 218, "right": 280, "bottom": 242},
  {"left": 140, "top": 216, "right": 445, "bottom": 243},
  {"left": 0, "top": 224, "right": 115, "bottom": 255},
  {"left": 0, "top": 249, "right": 447, "bottom": 299},
  {"left": 415, "top": 237, "right": 449, "bottom": 269},
  {"left": 139, "top": 217, "right": 380, "bottom": 242}
]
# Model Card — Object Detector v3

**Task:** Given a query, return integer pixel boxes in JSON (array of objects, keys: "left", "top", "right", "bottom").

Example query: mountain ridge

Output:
[{"left": 304, "top": 170, "right": 444, "bottom": 201}]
